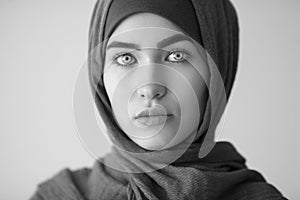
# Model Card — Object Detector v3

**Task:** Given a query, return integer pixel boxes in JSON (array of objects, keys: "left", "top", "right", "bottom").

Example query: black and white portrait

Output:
[{"left": 0, "top": 0, "right": 298, "bottom": 199}]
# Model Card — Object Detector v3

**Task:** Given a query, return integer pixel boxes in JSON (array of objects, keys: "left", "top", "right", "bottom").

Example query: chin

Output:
[{"left": 133, "top": 138, "right": 169, "bottom": 151}]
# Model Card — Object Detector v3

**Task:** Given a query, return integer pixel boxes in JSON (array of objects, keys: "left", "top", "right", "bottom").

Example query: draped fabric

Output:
[
  {"left": 30, "top": 0, "right": 288, "bottom": 199},
  {"left": 87, "top": 0, "right": 239, "bottom": 156},
  {"left": 30, "top": 142, "right": 287, "bottom": 200},
  {"left": 104, "top": 0, "right": 202, "bottom": 44}
]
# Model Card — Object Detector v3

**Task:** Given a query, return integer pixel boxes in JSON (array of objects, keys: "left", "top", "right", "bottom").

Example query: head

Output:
[
  {"left": 88, "top": 0, "right": 239, "bottom": 159},
  {"left": 103, "top": 13, "right": 209, "bottom": 150}
]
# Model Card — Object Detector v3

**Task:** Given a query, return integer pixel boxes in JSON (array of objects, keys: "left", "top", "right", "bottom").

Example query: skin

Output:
[{"left": 103, "top": 13, "right": 209, "bottom": 150}]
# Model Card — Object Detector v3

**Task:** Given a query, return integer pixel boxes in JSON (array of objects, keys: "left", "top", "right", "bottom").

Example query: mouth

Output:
[
  {"left": 134, "top": 115, "right": 173, "bottom": 127},
  {"left": 133, "top": 106, "right": 172, "bottom": 119},
  {"left": 133, "top": 106, "right": 173, "bottom": 126},
  {"left": 134, "top": 114, "right": 173, "bottom": 119}
]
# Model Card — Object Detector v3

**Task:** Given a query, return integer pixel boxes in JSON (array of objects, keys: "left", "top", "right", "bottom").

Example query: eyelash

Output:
[{"left": 111, "top": 48, "right": 190, "bottom": 68}]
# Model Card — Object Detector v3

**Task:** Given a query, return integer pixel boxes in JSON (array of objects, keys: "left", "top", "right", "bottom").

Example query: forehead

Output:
[
  {"left": 112, "top": 12, "right": 184, "bottom": 32},
  {"left": 107, "top": 13, "right": 189, "bottom": 48}
]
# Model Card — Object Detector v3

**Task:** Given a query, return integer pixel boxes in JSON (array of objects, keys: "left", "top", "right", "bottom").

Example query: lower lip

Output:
[{"left": 134, "top": 115, "right": 172, "bottom": 127}]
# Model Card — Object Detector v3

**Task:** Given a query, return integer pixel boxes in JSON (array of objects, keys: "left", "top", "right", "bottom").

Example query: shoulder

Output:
[
  {"left": 212, "top": 142, "right": 288, "bottom": 199},
  {"left": 29, "top": 167, "right": 92, "bottom": 200},
  {"left": 29, "top": 161, "right": 125, "bottom": 200}
]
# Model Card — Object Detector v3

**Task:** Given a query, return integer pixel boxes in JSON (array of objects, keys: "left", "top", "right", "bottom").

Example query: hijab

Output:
[
  {"left": 88, "top": 0, "right": 235, "bottom": 157},
  {"left": 86, "top": 0, "right": 254, "bottom": 199},
  {"left": 30, "top": 1, "right": 287, "bottom": 199},
  {"left": 87, "top": 0, "right": 237, "bottom": 166},
  {"left": 103, "top": 0, "right": 203, "bottom": 45}
]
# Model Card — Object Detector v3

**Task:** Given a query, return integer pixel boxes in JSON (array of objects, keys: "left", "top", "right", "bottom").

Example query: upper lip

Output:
[{"left": 134, "top": 107, "right": 172, "bottom": 119}]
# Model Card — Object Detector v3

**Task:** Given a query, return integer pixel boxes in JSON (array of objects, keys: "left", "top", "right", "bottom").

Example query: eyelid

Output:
[
  {"left": 112, "top": 52, "right": 132, "bottom": 61},
  {"left": 112, "top": 51, "right": 137, "bottom": 66},
  {"left": 109, "top": 48, "right": 191, "bottom": 66},
  {"left": 168, "top": 48, "right": 191, "bottom": 55},
  {"left": 166, "top": 48, "right": 191, "bottom": 61}
]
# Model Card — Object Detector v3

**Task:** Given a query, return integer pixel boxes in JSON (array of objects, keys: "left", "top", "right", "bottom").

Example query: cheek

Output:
[
  {"left": 102, "top": 67, "right": 124, "bottom": 102},
  {"left": 186, "top": 58, "right": 209, "bottom": 107},
  {"left": 195, "top": 78, "right": 207, "bottom": 101},
  {"left": 190, "top": 77, "right": 208, "bottom": 117},
  {"left": 103, "top": 69, "right": 133, "bottom": 123},
  {"left": 102, "top": 72, "right": 112, "bottom": 101},
  {"left": 103, "top": 53, "right": 116, "bottom": 100},
  {"left": 178, "top": 65, "right": 208, "bottom": 101},
  {"left": 177, "top": 64, "right": 208, "bottom": 117}
]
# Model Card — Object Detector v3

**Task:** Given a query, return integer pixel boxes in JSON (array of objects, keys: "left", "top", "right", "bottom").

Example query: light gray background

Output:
[{"left": 0, "top": 0, "right": 299, "bottom": 199}]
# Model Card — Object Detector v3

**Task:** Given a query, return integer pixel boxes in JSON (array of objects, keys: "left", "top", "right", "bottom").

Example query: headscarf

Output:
[
  {"left": 103, "top": 0, "right": 203, "bottom": 45},
  {"left": 29, "top": 1, "right": 287, "bottom": 199},
  {"left": 87, "top": 0, "right": 240, "bottom": 199},
  {"left": 88, "top": 0, "right": 237, "bottom": 154}
]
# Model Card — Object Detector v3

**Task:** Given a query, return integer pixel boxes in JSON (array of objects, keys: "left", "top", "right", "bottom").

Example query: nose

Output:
[{"left": 137, "top": 83, "right": 166, "bottom": 103}]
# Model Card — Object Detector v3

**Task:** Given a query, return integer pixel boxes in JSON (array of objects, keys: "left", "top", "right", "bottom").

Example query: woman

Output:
[{"left": 30, "top": 0, "right": 287, "bottom": 199}]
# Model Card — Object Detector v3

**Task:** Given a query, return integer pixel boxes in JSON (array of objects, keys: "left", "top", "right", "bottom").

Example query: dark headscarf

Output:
[
  {"left": 104, "top": 0, "right": 203, "bottom": 45},
  {"left": 88, "top": 0, "right": 239, "bottom": 196},
  {"left": 29, "top": 1, "right": 287, "bottom": 199},
  {"left": 85, "top": 0, "right": 282, "bottom": 199},
  {"left": 88, "top": 0, "right": 237, "bottom": 154},
  {"left": 31, "top": 0, "right": 286, "bottom": 200}
]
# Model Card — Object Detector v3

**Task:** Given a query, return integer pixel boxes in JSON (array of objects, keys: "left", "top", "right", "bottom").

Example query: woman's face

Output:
[{"left": 103, "top": 13, "right": 209, "bottom": 150}]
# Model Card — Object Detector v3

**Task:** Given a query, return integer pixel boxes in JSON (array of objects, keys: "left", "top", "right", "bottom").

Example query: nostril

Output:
[
  {"left": 140, "top": 93, "right": 160, "bottom": 99},
  {"left": 137, "top": 84, "right": 166, "bottom": 100},
  {"left": 154, "top": 93, "right": 161, "bottom": 99}
]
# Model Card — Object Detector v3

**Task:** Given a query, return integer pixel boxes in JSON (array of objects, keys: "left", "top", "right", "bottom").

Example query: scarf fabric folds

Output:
[
  {"left": 30, "top": 0, "right": 287, "bottom": 199},
  {"left": 31, "top": 142, "right": 286, "bottom": 200}
]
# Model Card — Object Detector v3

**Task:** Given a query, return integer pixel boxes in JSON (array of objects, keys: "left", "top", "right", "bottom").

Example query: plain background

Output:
[{"left": 0, "top": 0, "right": 299, "bottom": 199}]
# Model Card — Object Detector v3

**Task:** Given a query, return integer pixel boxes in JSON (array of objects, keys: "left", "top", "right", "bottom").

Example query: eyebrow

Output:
[{"left": 106, "top": 34, "right": 193, "bottom": 51}]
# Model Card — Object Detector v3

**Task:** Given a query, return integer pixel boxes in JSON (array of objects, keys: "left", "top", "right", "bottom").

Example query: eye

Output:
[
  {"left": 166, "top": 49, "right": 188, "bottom": 63},
  {"left": 114, "top": 53, "right": 136, "bottom": 67}
]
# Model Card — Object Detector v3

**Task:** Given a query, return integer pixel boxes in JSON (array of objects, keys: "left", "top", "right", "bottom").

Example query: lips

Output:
[
  {"left": 135, "top": 115, "right": 171, "bottom": 126},
  {"left": 134, "top": 106, "right": 172, "bottom": 119},
  {"left": 133, "top": 106, "right": 173, "bottom": 127}
]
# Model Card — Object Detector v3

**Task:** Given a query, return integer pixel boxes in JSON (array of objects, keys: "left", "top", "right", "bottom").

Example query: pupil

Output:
[{"left": 124, "top": 56, "right": 130, "bottom": 61}]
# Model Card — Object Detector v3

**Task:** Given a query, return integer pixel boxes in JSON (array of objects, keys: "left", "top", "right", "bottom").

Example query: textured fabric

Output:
[
  {"left": 104, "top": 0, "right": 202, "bottom": 44},
  {"left": 30, "top": 0, "right": 288, "bottom": 199},
  {"left": 30, "top": 142, "right": 287, "bottom": 200}
]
